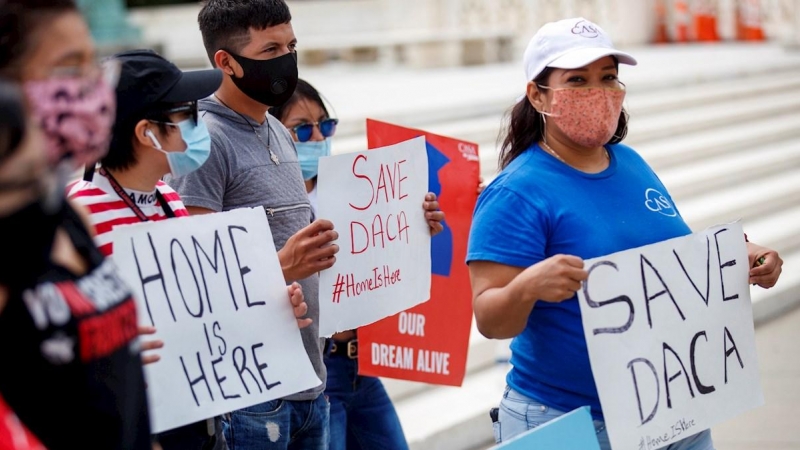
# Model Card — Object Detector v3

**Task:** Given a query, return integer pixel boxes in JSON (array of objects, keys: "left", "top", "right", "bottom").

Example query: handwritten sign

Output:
[
  {"left": 492, "top": 407, "right": 601, "bottom": 450},
  {"left": 316, "top": 136, "right": 431, "bottom": 337},
  {"left": 357, "top": 120, "right": 477, "bottom": 386},
  {"left": 111, "top": 208, "right": 321, "bottom": 433},
  {"left": 578, "top": 223, "right": 763, "bottom": 450}
]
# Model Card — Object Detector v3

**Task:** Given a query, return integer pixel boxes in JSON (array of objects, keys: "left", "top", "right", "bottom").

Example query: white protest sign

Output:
[
  {"left": 316, "top": 136, "right": 431, "bottom": 337},
  {"left": 111, "top": 207, "right": 321, "bottom": 433},
  {"left": 578, "top": 223, "right": 763, "bottom": 450}
]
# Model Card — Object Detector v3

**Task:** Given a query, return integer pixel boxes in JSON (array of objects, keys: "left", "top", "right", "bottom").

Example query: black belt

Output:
[{"left": 326, "top": 338, "right": 358, "bottom": 359}]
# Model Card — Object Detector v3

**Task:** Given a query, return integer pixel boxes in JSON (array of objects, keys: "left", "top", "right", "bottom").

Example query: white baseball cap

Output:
[{"left": 523, "top": 17, "right": 637, "bottom": 81}]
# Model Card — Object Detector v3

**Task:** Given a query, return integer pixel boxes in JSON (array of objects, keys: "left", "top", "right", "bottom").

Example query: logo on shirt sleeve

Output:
[{"left": 644, "top": 188, "right": 677, "bottom": 217}]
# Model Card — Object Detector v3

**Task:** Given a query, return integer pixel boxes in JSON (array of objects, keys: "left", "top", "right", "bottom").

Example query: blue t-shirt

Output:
[{"left": 467, "top": 143, "right": 691, "bottom": 420}]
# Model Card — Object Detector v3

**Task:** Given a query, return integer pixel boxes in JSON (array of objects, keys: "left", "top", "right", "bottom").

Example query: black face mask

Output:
[
  {"left": 0, "top": 171, "right": 66, "bottom": 287},
  {"left": 227, "top": 51, "right": 298, "bottom": 107}
]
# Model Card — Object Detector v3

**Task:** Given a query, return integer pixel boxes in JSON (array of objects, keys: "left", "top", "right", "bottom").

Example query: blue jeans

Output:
[
  {"left": 496, "top": 387, "right": 715, "bottom": 450},
  {"left": 223, "top": 395, "right": 329, "bottom": 450},
  {"left": 325, "top": 354, "right": 408, "bottom": 450}
]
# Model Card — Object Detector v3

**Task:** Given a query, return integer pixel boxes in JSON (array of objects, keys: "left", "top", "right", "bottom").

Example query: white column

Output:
[
  {"left": 786, "top": 0, "right": 800, "bottom": 48},
  {"left": 717, "top": 0, "right": 737, "bottom": 40},
  {"left": 599, "top": 0, "right": 655, "bottom": 45}
]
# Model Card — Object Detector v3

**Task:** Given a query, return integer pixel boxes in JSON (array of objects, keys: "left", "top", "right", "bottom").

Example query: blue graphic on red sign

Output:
[{"left": 426, "top": 142, "right": 452, "bottom": 277}]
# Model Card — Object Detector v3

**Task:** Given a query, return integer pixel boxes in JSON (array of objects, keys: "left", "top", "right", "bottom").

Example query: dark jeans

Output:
[
  {"left": 156, "top": 417, "right": 227, "bottom": 450},
  {"left": 326, "top": 354, "right": 408, "bottom": 450},
  {"left": 223, "top": 395, "right": 329, "bottom": 450}
]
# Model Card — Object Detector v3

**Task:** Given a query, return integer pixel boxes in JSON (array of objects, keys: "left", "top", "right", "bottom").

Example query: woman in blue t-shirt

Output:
[{"left": 467, "top": 17, "right": 783, "bottom": 450}]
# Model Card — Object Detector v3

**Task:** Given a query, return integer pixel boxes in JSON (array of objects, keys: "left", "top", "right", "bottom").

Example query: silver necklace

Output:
[
  {"left": 215, "top": 95, "right": 280, "bottom": 165},
  {"left": 540, "top": 140, "right": 609, "bottom": 164}
]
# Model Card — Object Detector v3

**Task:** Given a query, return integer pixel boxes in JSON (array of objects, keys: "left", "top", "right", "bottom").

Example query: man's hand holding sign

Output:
[
  {"left": 577, "top": 223, "right": 774, "bottom": 450},
  {"left": 110, "top": 208, "right": 321, "bottom": 433}
]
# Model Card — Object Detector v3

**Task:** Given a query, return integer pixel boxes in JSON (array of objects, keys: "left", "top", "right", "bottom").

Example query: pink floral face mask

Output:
[
  {"left": 540, "top": 86, "right": 626, "bottom": 149},
  {"left": 23, "top": 71, "right": 116, "bottom": 168}
]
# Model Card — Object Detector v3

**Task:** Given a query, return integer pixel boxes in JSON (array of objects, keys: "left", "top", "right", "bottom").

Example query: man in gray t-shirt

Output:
[{"left": 169, "top": 2, "right": 340, "bottom": 449}]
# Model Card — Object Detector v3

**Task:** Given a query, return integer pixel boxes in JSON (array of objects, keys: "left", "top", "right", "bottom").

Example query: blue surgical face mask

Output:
[
  {"left": 147, "top": 118, "right": 211, "bottom": 177},
  {"left": 296, "top": 138, "right": 331, "bottom": 181}
]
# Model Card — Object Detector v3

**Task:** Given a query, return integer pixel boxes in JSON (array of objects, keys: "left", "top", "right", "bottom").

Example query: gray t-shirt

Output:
[{"left": 168, "top": 96, "right": 325, "bottom": 401}]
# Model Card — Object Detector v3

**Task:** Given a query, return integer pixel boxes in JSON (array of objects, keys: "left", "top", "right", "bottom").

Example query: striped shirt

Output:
[{"left": 67, "top": 170, "right": 189, "bottom": 256}]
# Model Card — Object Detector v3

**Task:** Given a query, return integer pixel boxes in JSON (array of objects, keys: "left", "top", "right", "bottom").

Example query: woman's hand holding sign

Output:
[
  {"left": 423, "top": 193, "right": 445, "bottom": 236},
  {"left": 746, "top": 242, "right": 782, "bottom": 288},
  {"left": 519, "top": 255, "right": 589, "bottom": 304},
  {"left": 471, "top": 254, "right": 587, "bottom": 339},
  {"left": 138, "top": 326, "right": 164, "bottom": 366},
  {"left": 279, "top": 219, "right": 340, "bottom": 281},
  {"left": 289, "top": 282, "right": 312, "bottom": 329}
]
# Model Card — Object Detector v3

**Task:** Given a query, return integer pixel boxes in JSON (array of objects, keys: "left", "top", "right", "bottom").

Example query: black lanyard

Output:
[{"left": 96, "top": 167, "right": 175, "bottom": 221}]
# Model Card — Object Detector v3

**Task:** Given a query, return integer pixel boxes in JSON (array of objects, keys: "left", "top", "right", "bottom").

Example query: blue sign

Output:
[{"left": 493, "top": 407, "right": 601, "bottom": 450}]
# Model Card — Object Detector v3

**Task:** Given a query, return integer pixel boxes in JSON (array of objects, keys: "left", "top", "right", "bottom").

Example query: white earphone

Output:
[{"left": 145, "top": 129, "right": 163, "bottom": 150}]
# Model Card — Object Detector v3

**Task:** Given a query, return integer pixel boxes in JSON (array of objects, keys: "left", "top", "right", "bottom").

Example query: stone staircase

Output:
[{"left": 317, "top": 44, "right": 800, "bottom": 450}]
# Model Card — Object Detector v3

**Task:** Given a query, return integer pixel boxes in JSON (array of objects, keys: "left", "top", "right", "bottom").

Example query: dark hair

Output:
[
  {"left": 498, "top": 61, "right": 629, "bottom": 170},
  {"left": 198, "top": 0, "right": 292, "bottom": 66},
  {"left": 268, "top": 78, "right": 329, "bottom": 122},
  {"left": 0, "top": 0, "right": 78, "bottom": 79},
  {"left": 101, "top": 105, "right": 172, "bottom": 171}
]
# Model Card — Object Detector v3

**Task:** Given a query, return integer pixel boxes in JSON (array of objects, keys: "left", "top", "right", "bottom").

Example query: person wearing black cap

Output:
[
  {"left": 68, "top": 49, "right": 223, "bottom": 257},
  {"left": 67, "top": 48, "right": 312, "bottom": 450},
  {"left": 67, "top": 49, "right": 229, "bottom": 449}
]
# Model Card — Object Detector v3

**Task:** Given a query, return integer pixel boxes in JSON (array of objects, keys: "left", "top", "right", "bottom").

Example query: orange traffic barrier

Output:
[{"left": 694, "top": 0, "right": 720, "bottom": 42}]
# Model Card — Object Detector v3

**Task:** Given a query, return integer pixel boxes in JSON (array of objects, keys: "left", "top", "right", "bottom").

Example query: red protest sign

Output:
[{"left": 357, "top": 119, "right": 479, "bottom": 386}]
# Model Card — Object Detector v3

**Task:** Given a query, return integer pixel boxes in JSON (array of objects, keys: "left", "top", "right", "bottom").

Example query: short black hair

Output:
[
  {"left": 102, "top": 105, "right": 172, "bottom": 171},
  {"left": 268, "top": 78, "right": 329, "bottom": 122},
  {"left": 0, "top": 0, "right": 78, "bottom": 79},
  {"left": 198, "top": 0, "right": 292, "bottom": 66}
]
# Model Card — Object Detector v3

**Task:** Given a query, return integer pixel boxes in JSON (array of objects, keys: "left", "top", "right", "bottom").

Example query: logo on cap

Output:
[{"left": 571, "top": 20, "right": 600, "bottom": 38}]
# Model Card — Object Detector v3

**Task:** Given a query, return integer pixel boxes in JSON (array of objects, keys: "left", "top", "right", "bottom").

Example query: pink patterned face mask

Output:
[
  {"left": 540, "top": 86, "right": 626, "bottom": 149},
  {"left": 23, "top": 72, "right": 115, "bottom": 168}
]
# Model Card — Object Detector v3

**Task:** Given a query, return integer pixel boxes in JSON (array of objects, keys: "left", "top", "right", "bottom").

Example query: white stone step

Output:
[
  {"left": 658, "top": 138, "right": 800, "bottom": 199},
  {"left": 676, "top": 169, "right": 800, "bottom": 231},
  {"left": 626, "top": 89, "right": 800, "bottom": 146},
  {"left": 625, "top": 70, "right": 800, "bottom": 116},
  {"left": 742, "top": 205, "right": 800, "bottom": 255},
  {"left": 635, "top": 111, "right": 800, "bottom": 170}
]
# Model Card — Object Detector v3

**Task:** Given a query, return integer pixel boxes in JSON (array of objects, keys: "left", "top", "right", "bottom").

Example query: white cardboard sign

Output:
[
  {"left": 111, "top": 207, "right": 321, "bottom": 433},
  {"left": 578, "top": 223, "right": 763, "bottom": 450},
  {"left": 316, "top": 136, "right": 431, "bottom": 337}
]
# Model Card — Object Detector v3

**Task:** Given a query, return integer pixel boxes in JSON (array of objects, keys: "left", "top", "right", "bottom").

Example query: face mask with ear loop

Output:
[
  {"left": 537, "top": 85, "right": 626, "bottom": 149},
  {"left": 145, "top": 118, "right": 211, "bottom": 178}
]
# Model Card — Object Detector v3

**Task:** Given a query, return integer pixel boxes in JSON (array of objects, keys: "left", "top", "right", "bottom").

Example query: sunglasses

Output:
[
  {"left": 291, "top": 118, "right": 338, "bottom": 142},
  {"left": 146, "top": 101, "right": 199, "bottom": 127}
]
